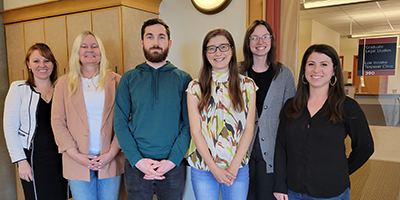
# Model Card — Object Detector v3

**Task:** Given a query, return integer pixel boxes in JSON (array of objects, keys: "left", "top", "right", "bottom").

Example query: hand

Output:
[
  {"left": 154, "top": 160, "right": 176, "bottom": 175},
  {"left": 18, "top": 160, "right": 33, "bottom": 182},
  {"left": 226, "top": 163, "right": 240, "bottom": 186},
  {"left": 66, "top": 148, "right": 97, "bottom": 169},
  {"left": 210, "top": 166, "right": 236, "bottom": 187},
  {"left": 91, "top": 147, "right": 120, "bottom": 171},
  {"left": 274, "top": 192, "right": 289, "bottom": 200},
  {"left": 227, "top": 164, "right": 239, "bottom": 177},
  {"left": 135, "top": 158, "right": 164, "bottom": 180}
]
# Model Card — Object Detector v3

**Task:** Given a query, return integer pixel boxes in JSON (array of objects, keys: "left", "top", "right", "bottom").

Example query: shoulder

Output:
[
  {"left": 55, "top": 74, "right": 68, "bottom": 87},
  {"left": 8, "top": 80, "right": 30, "bottom": 94},
  {"left": 239, "top": 74, "right": 258, "bottom": 92},
  {"left": 10, "top": 80, "right": 28, "bottom": 88},
  {"left": 188, "top": 79, "right": 200, "bottom": 88},
  {"left": 120, "top": 68, "right": 140, "bottom": 82},
  {"left": 240, "top": 74, "right": 255, "bottom": 85},
  {"left": 344, "top": 96, "right": 359, "bottom": 107},
  {"left": 344, "top": 96, "right": 360, "bottom": 110},
  {"left": 106, "top": 71, "right": 121, "bottom": 81},
  {"left": 279, "top": 65, "right": 294, "bottom": 76},
  {"left": 171, "top": 67, "right": 192, "bottom": 80}
]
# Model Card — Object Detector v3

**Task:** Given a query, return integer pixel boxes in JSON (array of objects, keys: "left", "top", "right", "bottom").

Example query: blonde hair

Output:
[{"left": 67, "top": 31, "right": 110, "bottom": 95}]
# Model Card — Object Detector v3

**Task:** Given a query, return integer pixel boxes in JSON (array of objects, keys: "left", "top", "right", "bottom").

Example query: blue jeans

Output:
[
  {"left": 191, "top": 164, "right": 249, "bottom": 200},
  {"left": 68, "top": 170, "right": 122, "bottom": 200},
  {"left": 124, "top": 159, "right": 186, "bottom": 200},
  {"left": 288, "top": 188, "right": 350, "bottom": 200}
]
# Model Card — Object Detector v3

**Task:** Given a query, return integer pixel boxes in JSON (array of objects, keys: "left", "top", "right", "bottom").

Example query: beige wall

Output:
[
  {"left": 311, "top": 20, "right": 340, "bottom": 50},
  {"left": 159, "top": 0, "right": 246, "bottom": 79},
  {"left": 298, "top": 20, "right": 312, "bottom": 76},
  {"left": 298, "top": 19, "right": 341, "bottom": 75}
]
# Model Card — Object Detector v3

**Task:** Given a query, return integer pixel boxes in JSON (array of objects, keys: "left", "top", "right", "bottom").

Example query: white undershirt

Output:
[{"left": 82, "top": 74, "right": 104, "bottom": 155}]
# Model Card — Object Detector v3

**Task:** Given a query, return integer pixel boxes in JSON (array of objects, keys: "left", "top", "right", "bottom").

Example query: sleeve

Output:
[
  {"left": 110, "top": 73, "right": 122, "bottom": 149},
  {"left": 3, "top": 82, "right": 26, "bottom": 163},
  {"left": 113, "top": 73, "right": 143, "bottom": 166},
  {"left": 168, "top": 73, "right": 193, "bottom": 166},
  {"left": 244, "top": 76, "right": 259, "bottom": 94},
  {"left": 283, "top": 66, "right": 296, "bottom": 103},
  {"left": 345, "top": 98, "right": 374, "bottom": 175},
  {"left": 273, "top": 101, "right": 290, "bottom": 194},
  {"left": 185, "top": 79, "right": 198, "bottom": 96},
  {"left": 51, "top": 78, "right": 79, "bottom": 153}
]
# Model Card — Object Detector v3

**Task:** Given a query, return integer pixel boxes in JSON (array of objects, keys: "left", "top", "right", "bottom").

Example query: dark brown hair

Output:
[
  {"left": 25, "top": 43, "right": 58, "bottom": 87},
  {"left": 286, "top": 44, "right": 346, "bottom": 124},
  {"left": 198, "top": 28, "right": 244, "bottom": 112},
  {"left": 141, "top": 18, "right": 171, "bottom": 40},
  {"left": 240, "top": 20, "right": 281, "bottom": 78}
]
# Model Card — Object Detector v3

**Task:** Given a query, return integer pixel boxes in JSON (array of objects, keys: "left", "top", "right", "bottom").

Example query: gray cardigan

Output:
[{"left": 244, "top": 65, "right": 295, "bottom": 173}]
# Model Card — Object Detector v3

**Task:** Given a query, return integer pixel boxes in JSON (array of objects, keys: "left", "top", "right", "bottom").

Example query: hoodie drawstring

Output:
[{"left": 151, "top": 70, "right": 160, "bottom": 110}]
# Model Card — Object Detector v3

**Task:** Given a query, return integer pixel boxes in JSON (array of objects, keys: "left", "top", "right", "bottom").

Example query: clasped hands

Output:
[
  {"left": 66, "top": 148, "right": 115, "bottom": 171},
  {"left": 211, "top": 165, "right": 238, "bottom": 187},
  {"left": 135, "top": 158, "right": 176, "bottom": 180}
]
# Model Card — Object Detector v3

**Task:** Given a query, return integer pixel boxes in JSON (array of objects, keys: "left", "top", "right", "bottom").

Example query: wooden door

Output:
[
  {"left": 67, "top": 12, "right": 91, "bottom": 56},
  {"left": 353, "top": 55, "right": 388, "bottom": 94},
  {"left": 122, "top": 7, "right": 157, "bottom": 72},
  {"left": 5, "top": 23, "right": 26, "bottom": 84},
  {"left": 92, "top": 8, "right": 122, "bottom": 74},
  {"left": 24, "top": 20, "right": 45, "bottom": 51},
  {"left": 45, "top": 16, "right": 69, "bottom": 77}
]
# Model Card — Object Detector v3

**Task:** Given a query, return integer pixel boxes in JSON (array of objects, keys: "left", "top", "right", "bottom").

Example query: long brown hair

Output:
[
  {"left": 240, "top": 20, "right": 281, "bottom": 78},
  {"left": 25, "top": 43, "right": 58, "bottom": 87},
  {"left": 286, "top": 44, "right": 346, "bottom": 124},
  {"left": 198, "top": 28, "right": 244, "bottom": 112}
]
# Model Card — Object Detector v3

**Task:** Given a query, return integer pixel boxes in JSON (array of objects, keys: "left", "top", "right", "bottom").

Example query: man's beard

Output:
[{"left": 143, "top": 46, "right": 169, "bottom": 63}]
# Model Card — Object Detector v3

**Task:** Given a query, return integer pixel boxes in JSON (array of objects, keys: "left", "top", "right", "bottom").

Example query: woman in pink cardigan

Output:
[{"left": 51, "top": 31, "right": 124, "bottom": 200}]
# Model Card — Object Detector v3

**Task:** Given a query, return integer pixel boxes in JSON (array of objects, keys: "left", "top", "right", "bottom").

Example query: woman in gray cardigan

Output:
[{"left": 240, "top": 20, "right": 296, "bottom": 200}]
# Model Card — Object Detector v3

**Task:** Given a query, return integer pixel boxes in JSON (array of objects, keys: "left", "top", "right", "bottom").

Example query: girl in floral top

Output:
[{"left": 186, "top": 28, "right": 257, "bottom": 200}]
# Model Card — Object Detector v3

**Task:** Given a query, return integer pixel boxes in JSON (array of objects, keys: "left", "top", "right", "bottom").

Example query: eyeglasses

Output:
[
  {"left": 205, "top": 44, "right": 231, "bottom": 54},
  {"left": 249, "top": 35, "right": 272, "bottom": 42}
]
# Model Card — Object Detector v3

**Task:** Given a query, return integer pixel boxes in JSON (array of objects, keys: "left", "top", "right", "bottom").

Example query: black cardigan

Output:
[{"left": 274, "top": 97, "right": 374, "bottom": 198}]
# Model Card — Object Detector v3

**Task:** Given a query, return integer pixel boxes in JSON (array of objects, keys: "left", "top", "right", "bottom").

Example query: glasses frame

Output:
[
  {"left": 249, "top": 34, "right": 273, "bottom": 42},
  {"left": 205, "top": 43, "right": 231, "bottom": 54}
]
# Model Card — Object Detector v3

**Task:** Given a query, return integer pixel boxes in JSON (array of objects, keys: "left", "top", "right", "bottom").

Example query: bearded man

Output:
[{"left": 114, "top": 18, "right": 192, "bottom": 200}]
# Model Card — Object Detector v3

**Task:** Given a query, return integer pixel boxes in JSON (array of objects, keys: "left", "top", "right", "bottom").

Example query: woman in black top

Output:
[
  {"left": 273, "top": 44, "right": 374, "bottom": 200},
  {"left": 4, "top": 43, "right": 68, "bottom": 200}
]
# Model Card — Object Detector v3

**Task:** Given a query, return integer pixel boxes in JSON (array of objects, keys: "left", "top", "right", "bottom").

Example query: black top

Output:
[
  {"left": 34, "top": 98, "right": 58, "bottom": 153},
  {"left": 274, "top": 97, "right": 374, "bottom": 198},
  {"left": 248, "top": 66, "right": 273, "bottom": 117}
]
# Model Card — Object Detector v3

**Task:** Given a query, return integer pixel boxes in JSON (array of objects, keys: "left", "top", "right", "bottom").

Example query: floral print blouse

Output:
[{"left": 186, "top": 71, "right": 258, "bottom": 171}]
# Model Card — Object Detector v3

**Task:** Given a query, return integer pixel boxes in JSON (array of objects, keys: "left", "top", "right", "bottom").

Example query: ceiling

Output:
[{"left": 299, "top": 0, "right": 400, "bottom": 38}]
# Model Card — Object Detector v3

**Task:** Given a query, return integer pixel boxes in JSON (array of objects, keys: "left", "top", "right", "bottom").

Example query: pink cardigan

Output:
[{"left": 51, "top": 71, "right": 124, "bottom": 181}]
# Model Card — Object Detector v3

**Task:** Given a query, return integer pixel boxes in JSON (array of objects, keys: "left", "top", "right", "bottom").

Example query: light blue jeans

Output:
[
  {"left": 288, "top": 187, "right": 350, "bottom": 200},
  {"left": 68, "top": 170, "right": 122, "bottom": 200},
  {"left": 191, "top": 164, "right": 249, "bottom": 200}
]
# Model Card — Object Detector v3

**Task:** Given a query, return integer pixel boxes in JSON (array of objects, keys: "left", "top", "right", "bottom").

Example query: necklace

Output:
[
  {"left": 83, "top": 77, "right": 99, "bottom": 89},
  {"left": 36, "top": 85, "right": 53, "bottom": 102}
]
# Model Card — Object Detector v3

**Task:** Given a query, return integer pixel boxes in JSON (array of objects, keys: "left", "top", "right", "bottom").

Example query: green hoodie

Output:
[{"left": 114, "top": 61, "right": 192, "bottom": 167}]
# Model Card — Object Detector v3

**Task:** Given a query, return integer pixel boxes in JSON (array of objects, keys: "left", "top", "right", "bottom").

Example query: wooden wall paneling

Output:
[
  {"left": 24, "top": 20, "right": 45, "bottom": 52},
  {"left": 280, "top": 0, "right": 299, "bottom": 78},
  {"left": 66, "top": 12, "right": 91, "bottom": 57},
  {"left": 246, "top": 0, "right": 264, "bottom": 27},
  {"left": 44, "top": 16, "right": 69, "bottom": 77},
  {"left": 5, "top": 23, "right": 26, "bottom": 84},
  {"left": 122, "top": 6, "right": 157, "bottom": 72},
  {"left": 0, "top": 0, "right": 163, "bottom": 25},
  {"left": 92, "top": 8, "right": 122, "bottom": 74}
]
